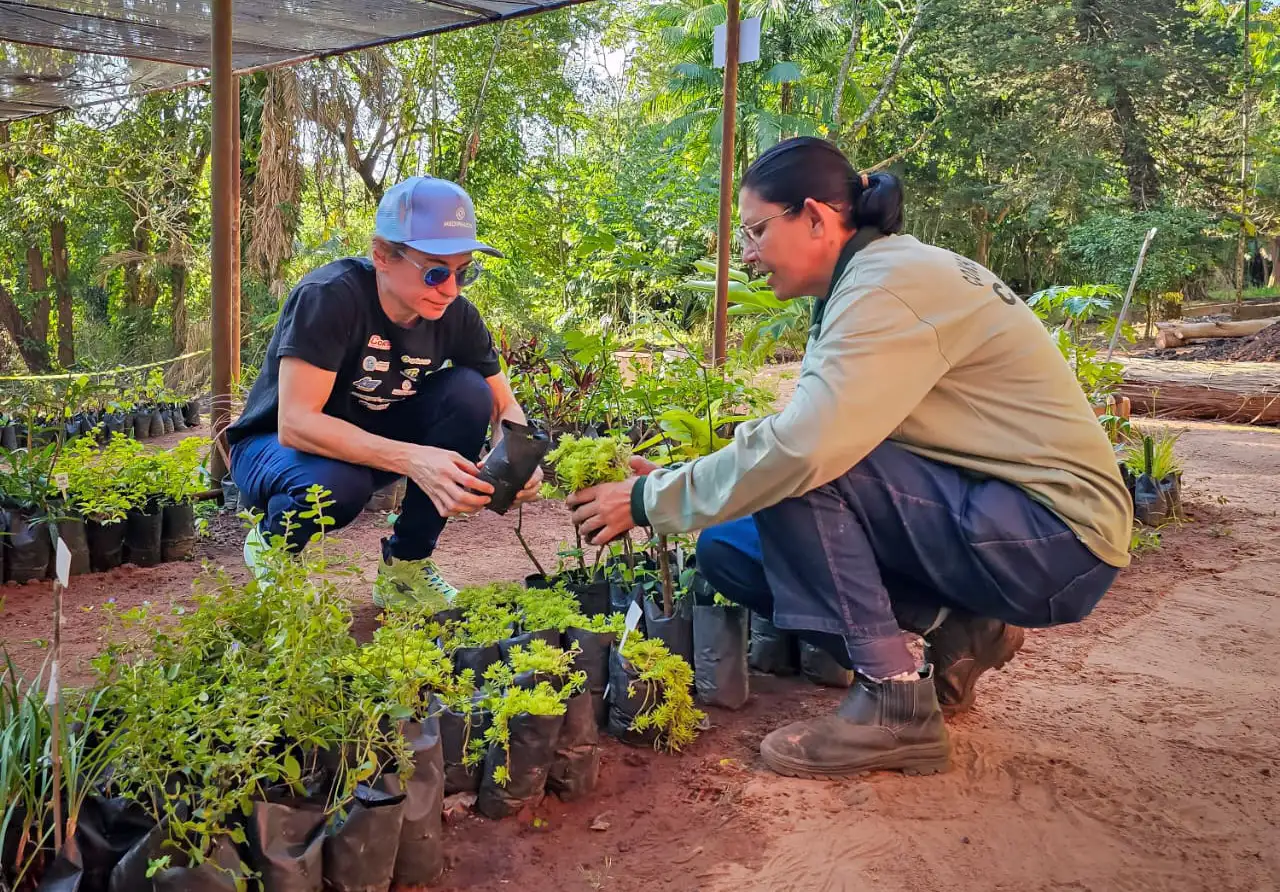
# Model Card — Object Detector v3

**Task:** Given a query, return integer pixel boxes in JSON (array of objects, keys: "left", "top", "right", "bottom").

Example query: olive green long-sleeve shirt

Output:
[{"left": 633, "top": 232, "right": 1133, "bottom": 568}]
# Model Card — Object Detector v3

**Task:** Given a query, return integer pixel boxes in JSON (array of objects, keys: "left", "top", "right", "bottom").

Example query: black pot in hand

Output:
[{"left": 477, "top": 420, "right": 551, "bottom": 515}]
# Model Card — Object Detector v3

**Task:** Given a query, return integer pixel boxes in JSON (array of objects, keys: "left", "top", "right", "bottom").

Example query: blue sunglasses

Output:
[{"left": 401, "top": 254, "right": 483, "bottom": 288}]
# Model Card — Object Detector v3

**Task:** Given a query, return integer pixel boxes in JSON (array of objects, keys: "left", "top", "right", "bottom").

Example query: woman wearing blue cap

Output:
[{"left": 227, "top": 177, "right": 534, "bottom": 604}]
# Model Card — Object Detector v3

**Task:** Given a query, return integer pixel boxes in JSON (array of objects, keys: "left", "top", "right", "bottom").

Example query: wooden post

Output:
[
  {"left": 231, "top": 75, "right": 242, "bottom": 391},
  {"left": 210, "top": 0, "right": 235, "bottom": 485},
  {"left": 712, "top": 0, "right": 741, "bottom": 367}
]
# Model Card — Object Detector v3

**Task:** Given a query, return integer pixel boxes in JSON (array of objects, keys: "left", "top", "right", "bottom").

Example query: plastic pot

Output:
[
  {"left": 452, "top": 643, "right": 502, "bottom": 680},
  {"left": 184, "top": 400, "right": 202, "bottom": 427},
  {"left": 33, "top": 794, "right": 155, "bottom": 892},
  {"left": 171, "top": 405, "right": 188, "bottom": 431},
  {"left": 148, "top": 408, "right": 165, "bottom": 439},
  {"left": 476, "top": 420, "right": 551, "bottom": 515},
  {"left": 220, "top": 475, "right": 241, "bottom": 512},
  {"left": 799, "top": 641, "right": 855, "bottom": 688},
  {"left": 161, "top": 502, "right": 196, "bottom": 562},
  {"left": 642, "top": 596, "right": 695, "bottom": 669},
  {"left": 476, "top": 711, "right": 566, "bottom": 819},
  {"left": 382, "top": 718, "right": 446, "bottom": 887},
  {"left": 498, "top": 627, "right": 559, "bottom": 661},
  {"left": 152, "top": 837, "right": 248, "bottom": 892},
  {"left": 562, "top": 627, "right": 616, "bottom": 698},
  {"left": 547, "top": 691, "right": 600, "bottom": 801},
  {"left": 605, "top": 646, "right": 662, "bottom": 746},
  {"left": 247, "top": 788, "right": 327, "bottom": 892},
  {"left": 53, "top": 516, "right": 92, "bottom": 577},
  {"left": 748, "top": 613, "right": 799, "bottom": 675},
  {"left": 4, "top": 508, "right": 51, "bottom": 583},
  {"left": 547, "top": 567, "right": 611, "bottom": 618},
  {"left": 124, "top": 504, "right": 163, "bottom": 567},
  {"left": 322, "top": 782, "right": 406, "bottom": 892},
  {"left": 433, "top": 694, "right": 492, "bottom": 795},
  {"left": 0, "top": 423, "right": 17, "bottom": 450},
  {"left": 693, "top": 604, "right": 750, "bottom": 709},
  {"left": 87, "top": 519, "right": 127, "bottom": 572},
  {"left": 132, "top": 410, "right": 153, "bottom": 440}
]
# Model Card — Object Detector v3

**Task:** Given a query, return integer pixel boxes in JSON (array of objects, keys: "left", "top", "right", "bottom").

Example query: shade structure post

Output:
[
  {"left": 712, "top": 0, "right": 741, "bottom": 367},
  {"left": 210, "top": 0, "right": 236, "bottom": 485}
]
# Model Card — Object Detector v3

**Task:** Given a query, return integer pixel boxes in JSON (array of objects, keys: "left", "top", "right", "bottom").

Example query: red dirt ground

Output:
[{"left": 3, "top": 419, "right": 1279, "bottom": 891}]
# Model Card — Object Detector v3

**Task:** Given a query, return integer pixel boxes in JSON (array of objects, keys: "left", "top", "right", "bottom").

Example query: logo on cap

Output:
[{"left": 456, "top": 206, "right": 466, "bottom": 221}]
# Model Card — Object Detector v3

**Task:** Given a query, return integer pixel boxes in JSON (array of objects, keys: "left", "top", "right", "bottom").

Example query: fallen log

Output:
[
  {"left": 1121, "top": 358, "right": 1280, "bottom": 425},
  {"left": 1154, "top": 317, "right": 1279, "bottom": 349}
]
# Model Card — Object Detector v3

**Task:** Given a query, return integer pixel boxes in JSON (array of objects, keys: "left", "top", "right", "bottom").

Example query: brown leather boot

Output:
[
  {"left": 925, "top": 613, "right": 1025, "bottom": 717},
  {"left": 759, "top": 667, "right": 950, "bottom": 779}
]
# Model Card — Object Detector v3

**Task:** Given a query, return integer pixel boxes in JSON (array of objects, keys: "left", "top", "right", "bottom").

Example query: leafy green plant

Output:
[
  {"left": 154, "top": 436, "right": 206, "bottom": 504},
  {"left": 1121, "top": 429, "right": 1182, "bottom": 479},
  {"left": 55, "top": 434, "right": 143, "bottom": 522},
  {"left": 682, "top": 258, "right": 809, "bottom": 358},
  {"left": 545, "top": 434, "right": 632, "bottom": 493},
  {"left": 479, "top": 682, "right": 571, "bottom": 786},
  {"left": 1027, "top": 284, "right": 1128, "bottom": 404},
  {"left": 515, "top": 585, "right": 582, "bottom": 632},
  {"left": 619, "top": 636, "right": 703, "bottom": 752}
]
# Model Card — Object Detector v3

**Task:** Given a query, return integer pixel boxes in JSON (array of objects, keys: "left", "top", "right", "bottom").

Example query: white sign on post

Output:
[
  {"left": 55, "top": 537, "right": 72, "bottom": 587},
  {"left": 714, "top": 16, "right": 762, "bottom": 68}
]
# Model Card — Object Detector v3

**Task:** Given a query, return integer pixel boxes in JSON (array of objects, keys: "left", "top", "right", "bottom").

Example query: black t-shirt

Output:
[{"left": 227, "top": 257, "right": 500, "bottom": 445}]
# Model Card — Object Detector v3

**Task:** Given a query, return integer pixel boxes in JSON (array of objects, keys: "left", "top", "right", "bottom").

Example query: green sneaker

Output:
[{"left": 373, "top": 555, "right": 458, "bottom": 611}]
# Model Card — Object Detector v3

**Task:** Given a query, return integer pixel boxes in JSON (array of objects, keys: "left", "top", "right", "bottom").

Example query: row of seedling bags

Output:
[{"left": 0, "top": 401, "right": 202, "bottom": 450}]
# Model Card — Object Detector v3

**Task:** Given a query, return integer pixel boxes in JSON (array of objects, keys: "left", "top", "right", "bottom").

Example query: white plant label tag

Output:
[
  {"left": 54, "top": 473, "right": 69, "bottom": 495},
  {"left": 619, "top": 600, "right": 643, "bottom": 652},
  {"left": 55, "top": 538, "right": 72, "bottom": 587}
]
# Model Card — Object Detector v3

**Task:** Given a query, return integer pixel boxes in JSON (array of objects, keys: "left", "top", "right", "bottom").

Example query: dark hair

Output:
[{"left": 741, "top": 137, "right": 904, "bottom": 235}]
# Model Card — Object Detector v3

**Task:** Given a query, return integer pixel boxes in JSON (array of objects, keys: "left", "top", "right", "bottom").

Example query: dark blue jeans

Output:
[
  {"left": 695, "top": 441, "right": 1119, "bottom": 679},
  {"left": 229, "top": 366, "right": 492, "bottom": 560}
]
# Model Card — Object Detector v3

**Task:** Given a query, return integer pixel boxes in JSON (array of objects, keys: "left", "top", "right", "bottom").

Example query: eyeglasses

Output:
[
  {"left": 738, "top": 201, "right": 844, "bottom": 247},
  {"left": 400, "top": 254, "right": 484, "bottom": 289},
  {"left": 737, "top": 208, "right": 793, "bottom": 247}
]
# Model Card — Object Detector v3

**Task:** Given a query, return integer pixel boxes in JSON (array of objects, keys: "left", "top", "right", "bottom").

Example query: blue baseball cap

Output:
[{"left": 374, "top": 176, "right": 503, "bottom": 258}]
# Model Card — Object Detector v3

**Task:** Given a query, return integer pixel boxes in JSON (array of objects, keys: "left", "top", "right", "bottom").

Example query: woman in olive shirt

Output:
[{"left": 568, "top": 137, "right": 1131, "bottom": 779}]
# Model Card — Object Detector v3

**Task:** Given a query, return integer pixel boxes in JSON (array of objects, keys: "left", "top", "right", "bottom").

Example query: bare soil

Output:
[{"left": 3, "top": 420, "right": 1279, "bottom": 891}]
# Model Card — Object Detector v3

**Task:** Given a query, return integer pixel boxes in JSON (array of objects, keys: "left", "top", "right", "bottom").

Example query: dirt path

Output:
[{"left": 3, "top": 420, "right": 1278, "bottom": 891}]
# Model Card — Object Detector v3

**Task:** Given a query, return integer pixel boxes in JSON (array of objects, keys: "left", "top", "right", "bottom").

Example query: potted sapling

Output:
[
  {"left": 532, "top": 434, "right": 633, "bottom": 616},
  {"left": 606, "top": 634, "right": 704, "bottom": 750},
  {"left": 157, "top": 437, "right": 205, "bottom": 561},
  {"left": 343, "top": 623, "right": 451, "bottom": 888},
  {"left": 475, "top": 680, "right": 575, "bottom": 819},
  {"left": 428, "top": 671, "right": 493, "bottom": 795},
  {"left": 63, "top": 433, "right": 140, "bottom": 571},
  {"left": 0, "top": 440, "right": 58, "bottom": 583},
  {"left": 1121, "top": 428, "right": 1183, "bottom": 527},
  {"left": 689, "top": 569, "right": 750, "bottom": 709},
  {"left": 120, "top": 448, "right": 165, "bottom": 566},
  {"left": 563, "top": 610, "right": 624, "bottom": 727}
]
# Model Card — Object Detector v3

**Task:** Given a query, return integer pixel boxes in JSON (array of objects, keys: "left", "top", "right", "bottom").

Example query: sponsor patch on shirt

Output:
[
  {"left": 352, "top": 376, "right": 381, "bottom": 392},
  {"left": 357, "top": 398, "right": 390, "bottom": 411},
  {"left": 362, "top": 356, "right": 391, "bottom": 373},
  {"left": 391, "top": 386, "right": 415, "bottom": 397},
  {"left": 368, "top": 335, "right": 392, "bottom": 350},
  {"left": 401, "top": 355, "right": 433, "bottom": 366},
  {"left": 402, "top": 367, "right": 420, "bottom": 380}
]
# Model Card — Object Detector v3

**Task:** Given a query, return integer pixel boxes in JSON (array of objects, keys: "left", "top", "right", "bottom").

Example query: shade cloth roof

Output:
[{"left": 1, "top": 0, "right": 591, "bottom": 121}]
